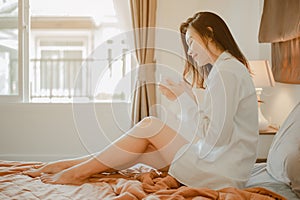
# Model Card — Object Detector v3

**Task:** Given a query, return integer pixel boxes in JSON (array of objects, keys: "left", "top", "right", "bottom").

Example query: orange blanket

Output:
[{"left": 0, "top": 161, "right": 286, "bottom": 200}]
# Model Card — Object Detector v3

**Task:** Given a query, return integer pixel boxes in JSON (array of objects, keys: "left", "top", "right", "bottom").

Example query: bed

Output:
[
  {"left": 0, "top": 103, "right": 299, "bottom": 200},
  {"left": 246, "top": 163, "right": 299, "bottom": 200},
  {"left": 0, "top": 162, "right": 288, "bottom": 200}
]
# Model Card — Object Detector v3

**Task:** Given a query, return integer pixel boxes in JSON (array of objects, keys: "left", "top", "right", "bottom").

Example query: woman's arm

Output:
[{"left": 159, "top": 78, "right": 197, "bottom": 104}]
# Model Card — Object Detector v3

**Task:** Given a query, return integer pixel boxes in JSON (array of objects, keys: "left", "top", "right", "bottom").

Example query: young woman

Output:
[{"left": 24, "top": 12, "right": 258, "bottom": 189}]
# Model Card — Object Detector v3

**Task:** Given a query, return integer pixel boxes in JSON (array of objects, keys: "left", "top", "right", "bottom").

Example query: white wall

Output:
[
  {"left": 261, "top": 83, "right": 300, "bottom": 126},
  {"left": 156, "top": 0, "right": 260, "bottom": 66},
  {"left": 0, "top": 103, "right": 131, "bottom": 161}
]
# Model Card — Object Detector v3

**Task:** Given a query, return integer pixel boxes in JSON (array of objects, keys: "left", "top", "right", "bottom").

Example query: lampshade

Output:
[{"left": 249, "top": 60, "right": 275, "bottom": 88}]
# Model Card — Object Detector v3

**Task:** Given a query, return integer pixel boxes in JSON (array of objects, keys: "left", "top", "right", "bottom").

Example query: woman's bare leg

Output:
[
  {"left": 41, "top": 116, "right": 188, "bottom": 185},
  {"left": 24, "top": 118, "right": 165, "bottom": 177},
  {"left": 23, "top": 155, "right": 95, "bottom": 177}
]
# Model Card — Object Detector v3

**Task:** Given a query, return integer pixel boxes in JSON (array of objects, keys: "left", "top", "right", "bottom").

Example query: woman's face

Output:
[{"left": 185, "top": 27, "right": 212, "bottom": 66}]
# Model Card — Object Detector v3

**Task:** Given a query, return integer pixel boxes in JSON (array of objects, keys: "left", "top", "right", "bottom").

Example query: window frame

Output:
[{"left": 0, "top": 0, "right": 29, "bottom": 102}]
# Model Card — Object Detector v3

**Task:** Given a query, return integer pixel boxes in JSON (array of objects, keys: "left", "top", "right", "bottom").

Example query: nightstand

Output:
[{"left": 256, "top": 126, "right": 278, "bottom": 163}]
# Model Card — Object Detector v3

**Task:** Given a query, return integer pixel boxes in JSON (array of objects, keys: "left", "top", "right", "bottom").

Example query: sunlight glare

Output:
[{"left": 30, "top": 0, "right": 115, "bottom": 24}]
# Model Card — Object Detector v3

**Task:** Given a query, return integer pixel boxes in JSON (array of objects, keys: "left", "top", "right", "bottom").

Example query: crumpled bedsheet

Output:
[{"left": 0, "top": 160, "right": 286, "bottom": 200}]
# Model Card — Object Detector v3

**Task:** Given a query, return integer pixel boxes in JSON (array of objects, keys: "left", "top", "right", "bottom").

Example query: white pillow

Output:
[
  {"left": 266, "top": 102, "right": 300, "bottom": 184},
  {"left": 286, "top": 145, "right": 300, "bottom": 197}
]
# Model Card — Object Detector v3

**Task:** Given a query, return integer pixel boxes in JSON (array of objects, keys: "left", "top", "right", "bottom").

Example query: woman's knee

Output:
[
  {"left": 137, "top": 116, "right": 162, "bottom": 127},
  {"left": 130, "top": 116, "right": 164, "bottom": 138}
]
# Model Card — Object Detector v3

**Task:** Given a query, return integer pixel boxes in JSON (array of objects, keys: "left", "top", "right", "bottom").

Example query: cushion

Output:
[
  {"left": 286, "top": 145, "right": 300, "bottom": 198},
  {"left": 266, "top": 102, "right": 300, "bottom": 184}
]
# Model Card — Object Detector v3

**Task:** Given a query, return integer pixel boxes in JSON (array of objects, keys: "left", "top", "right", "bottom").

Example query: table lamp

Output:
[{"left": 249, "top": 60, "right": 275, "bottom": 131}]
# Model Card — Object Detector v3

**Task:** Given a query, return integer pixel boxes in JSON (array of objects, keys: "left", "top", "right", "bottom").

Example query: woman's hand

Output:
[{"left": 159, "top": 78, "right": 186, "bottom": 101}]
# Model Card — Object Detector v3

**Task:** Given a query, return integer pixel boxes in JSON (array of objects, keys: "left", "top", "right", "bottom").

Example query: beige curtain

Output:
[
  {"left": 130, "top": 0, "right": 157, "bottom": 125},
  {"left": 259, "top": 0, "right": 300, "bottom": 84}
]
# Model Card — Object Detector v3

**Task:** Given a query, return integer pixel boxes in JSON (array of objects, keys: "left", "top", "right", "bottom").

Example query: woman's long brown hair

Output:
[{"left": 180, "top": 12, "right": 250, "bottom": 88}]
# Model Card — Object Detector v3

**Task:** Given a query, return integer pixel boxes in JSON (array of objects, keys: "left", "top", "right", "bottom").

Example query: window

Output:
[
  {"left": 30, "top": 35, "right": 89, "bottom": 102},
  {"left": 0, "top": 0, "right": 23, "bottom": 101},
  {"left": 1, "top": 0, "right": 133, "bottom": 103}
]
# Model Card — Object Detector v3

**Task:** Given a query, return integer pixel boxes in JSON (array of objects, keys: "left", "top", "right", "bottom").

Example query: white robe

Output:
[{"left": 168, "top": 51, "right": 259, "bottom": 189}]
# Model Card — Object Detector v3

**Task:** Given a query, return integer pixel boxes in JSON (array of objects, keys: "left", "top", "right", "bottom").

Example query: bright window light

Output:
[{"left": 30, "top": 0, "right": 115, "bottom": 25}]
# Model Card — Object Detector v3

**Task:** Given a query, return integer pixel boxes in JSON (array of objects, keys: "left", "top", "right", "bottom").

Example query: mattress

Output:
[{"left": 246, "top": 163, "right": 300, "bottom": 200}]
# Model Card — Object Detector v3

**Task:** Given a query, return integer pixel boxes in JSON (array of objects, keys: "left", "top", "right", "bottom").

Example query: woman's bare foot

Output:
[
  {"left": 23, "top": 160, "right": 75, "bottom": 178},
  {"left": 41, "top": 168, "right": 88, "bottom": 185}
]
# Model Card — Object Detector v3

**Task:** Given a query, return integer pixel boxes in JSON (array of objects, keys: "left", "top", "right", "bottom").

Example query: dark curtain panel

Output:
[
  {"left": 259, "top": 0, "right": 300, "bottom": 43},
  {"left": 272, "top": 37, "right": 300, "bottom": 84},
  {"left": 259, "top": 0, "right": 300, "bottom": 84}
]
